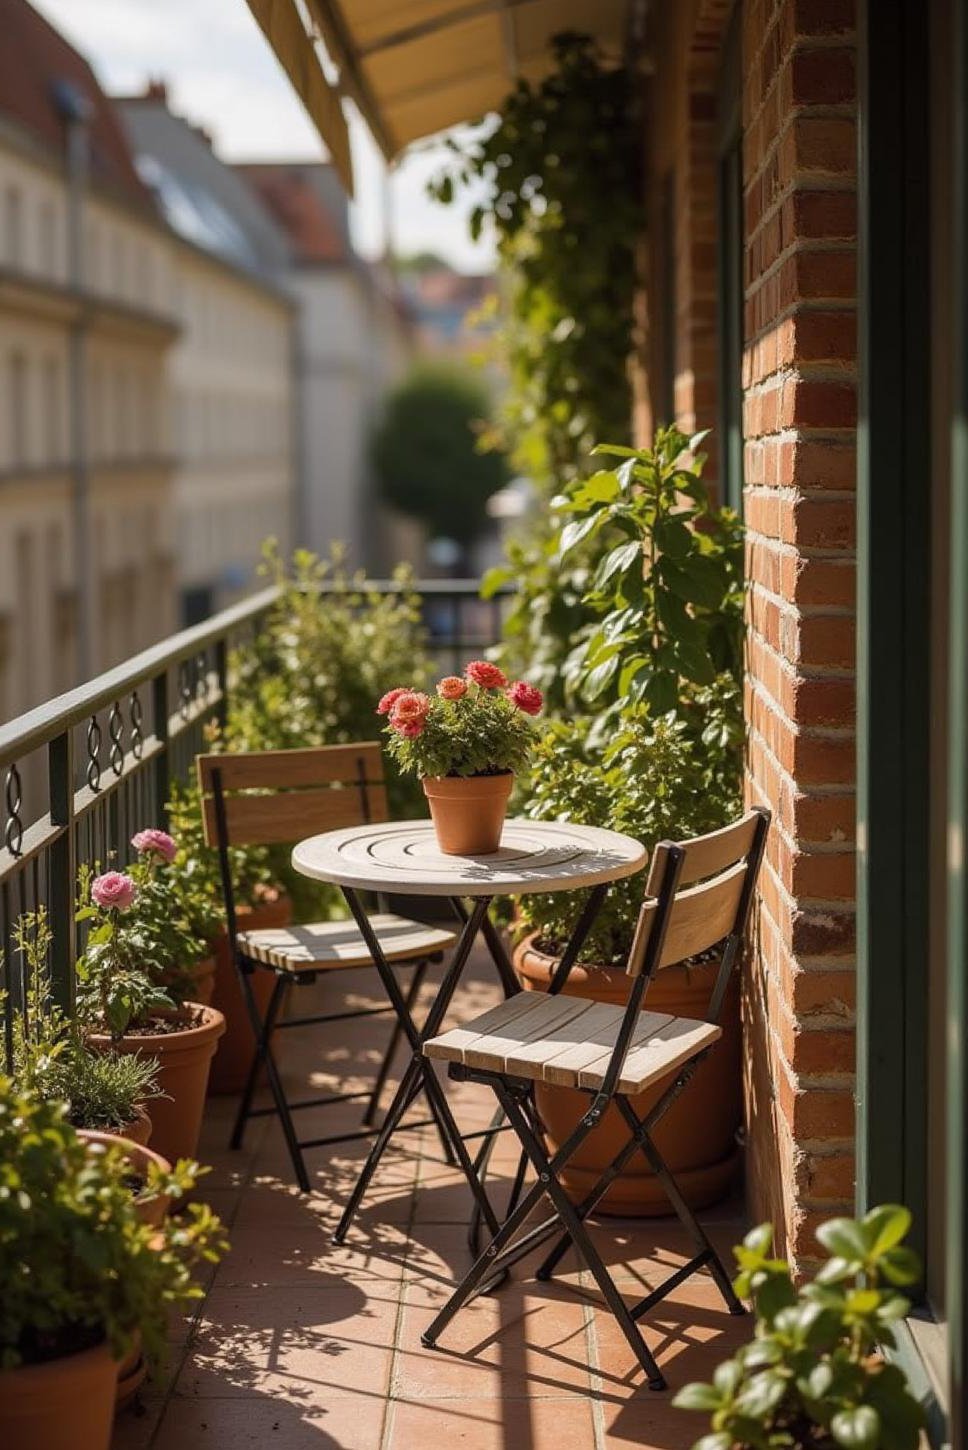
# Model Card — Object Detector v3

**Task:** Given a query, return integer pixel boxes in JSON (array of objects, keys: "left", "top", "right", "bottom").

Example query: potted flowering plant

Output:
[
  {"left": 76, "top": 833, "right": 226, "bottom": 1165},
  {"left": 378, "top": 660, "right": 543, "bottom": 854},
  {"left": 0, "top": 1083, "right": 225, "bottom": 1450}
]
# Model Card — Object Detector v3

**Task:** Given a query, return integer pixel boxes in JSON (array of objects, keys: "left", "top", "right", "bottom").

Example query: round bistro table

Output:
[{"left": 292, "top": 818, "right": 647, "bottom": 1246}]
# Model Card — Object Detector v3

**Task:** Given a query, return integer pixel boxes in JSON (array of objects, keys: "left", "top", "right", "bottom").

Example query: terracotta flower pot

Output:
[
  {"left": 208, "top": 895, "right": 293, "bottom": 1096},
  {"left": 514, "top": 934, "right": 742, "bottom": 1216},
  {"left": 422, "top": 772, "right": 514, "bottom": 855},
  {"left": 0, "top": 1339, "right": 118, "bottom": 1450},
  {"left": 76, "top": 1132, "right": 174, "bottom": 1411},
  {"left": 88, "top": 1005, "right": 225, "bottom": 1165}
]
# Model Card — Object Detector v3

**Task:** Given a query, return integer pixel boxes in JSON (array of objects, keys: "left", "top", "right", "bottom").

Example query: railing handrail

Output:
[{"left": 0, "top": 577, "right": 511, "bottom": 767}]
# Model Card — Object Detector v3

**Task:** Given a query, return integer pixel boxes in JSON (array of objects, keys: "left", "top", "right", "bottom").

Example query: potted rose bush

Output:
[
  {"left": 379, "top": 660, "right": 543, "bottom": 854},
  {"left": 0, "top": 1082, "right": 225, "bottom": 1450},
  {"left": 76, "top": 834, "right": 226, "bottom": 1164}
]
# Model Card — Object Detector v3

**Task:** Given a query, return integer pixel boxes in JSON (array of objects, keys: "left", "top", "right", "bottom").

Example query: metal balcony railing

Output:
[{"left": 0, "top": 579, "right": 511, "bottom": 1064}]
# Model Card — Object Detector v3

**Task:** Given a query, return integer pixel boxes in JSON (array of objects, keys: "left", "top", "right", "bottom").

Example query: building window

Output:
[
  {"left": 39, "top": 199, "right": 58, "bottom": 277},
  {"left": 8, "top": 351, "right": 27, "bottom": 468},
  {"left": 4, "top": 184, "right": 23, "bottom": 269},
  {"left": 44, "top": 355, "right": 62, "bottom": 464},
  {"left": 717, "top": 5, "right": 744, "bottom": 515}
]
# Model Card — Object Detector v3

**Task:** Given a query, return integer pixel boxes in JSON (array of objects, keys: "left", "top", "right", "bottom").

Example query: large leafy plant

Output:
[
  {"left": 0, "top": 1081, "right": 225, "bottom": 1369},
  {"left": 556, "top": 425, "right": 744, "bottom": 719},
  {"left": 518, "top": 679, "right": 743, "bottom": 964},
  {"left": 429, "top": 32, "right": 640, "bottom": 489},
  {"left": 674, "top": 1207, "right": 925, "bottom": 1450}
]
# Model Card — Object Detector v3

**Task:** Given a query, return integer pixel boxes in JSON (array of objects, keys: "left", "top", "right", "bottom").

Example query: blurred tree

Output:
[{"left": 371, "top": 368, "right": 509, "bottom": 547}]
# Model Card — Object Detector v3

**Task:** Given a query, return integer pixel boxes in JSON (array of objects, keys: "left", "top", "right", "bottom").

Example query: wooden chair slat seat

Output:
[
  {"left": 425, "top": 994, "right": 720, "bottom": 1092},
  {"left": 239, "top": 913, "right": 456, "bottom": 972}
]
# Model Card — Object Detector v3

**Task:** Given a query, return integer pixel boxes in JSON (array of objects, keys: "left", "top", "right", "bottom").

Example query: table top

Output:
[{"left": 291, "top": 818, "right": 648, "bottom": 898}]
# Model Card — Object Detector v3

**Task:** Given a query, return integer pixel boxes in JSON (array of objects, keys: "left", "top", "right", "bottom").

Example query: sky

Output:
[{"left": 32, "top": 0, "right": 496, "bottom": 274}]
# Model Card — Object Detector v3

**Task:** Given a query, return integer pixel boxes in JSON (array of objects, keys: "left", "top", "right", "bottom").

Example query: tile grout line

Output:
[
  {"left": 378, "top": 1082, "right": 426, "bottom": 1450},
  {"left": 581, "top": 1260, "right": 609, "bottom": 1450}
]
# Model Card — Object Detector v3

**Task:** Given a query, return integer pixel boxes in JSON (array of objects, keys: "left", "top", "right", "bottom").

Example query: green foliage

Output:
[
  {"left": 75, "top": 862, "right": 176, "bottom": 1040},
  {"left": 382, "top": 676, "right": 540, "bottom": 780},
  {"left": 429, "top": 32, "right": 640, "bottom": 488},
  {"left": 10, "top": 909, "right": 161, "bottom": 1132},
  {"left": 517, "top": 679, "right": 743, "bottom": 964},
  {"left": 0, "top": 1080, "right": 225, "bottom": 1369},
  {"left": 227, "top": 541, "right": 429, "bottom": 822},
  {"left": 370, "top": 367, "right": 508, "bottom": 546},
  {"left": 556, "top": 427, "right": 745, "bottom": 720},
  {"left": 673, "top": 1208, "right": 925, "bottom": 1450}
]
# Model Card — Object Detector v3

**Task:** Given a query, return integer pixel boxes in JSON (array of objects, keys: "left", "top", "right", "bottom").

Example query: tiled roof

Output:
[
  {"left": 239, "top": 164, "right": 349, "bottom": 264},
  {"left": 0, "top": 0, "right": 152, "bottom": 210}
]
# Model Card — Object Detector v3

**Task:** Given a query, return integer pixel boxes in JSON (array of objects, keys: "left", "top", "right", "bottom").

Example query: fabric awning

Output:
[
  {"left": 247, "top": 0, "right": 630, "bottom": 185},
  {"left": 246, "top": 0, "right": 355, "bottom": 194}
]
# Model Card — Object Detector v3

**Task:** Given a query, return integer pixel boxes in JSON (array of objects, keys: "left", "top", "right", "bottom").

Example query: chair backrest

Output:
[
  {"left": 196, "top": 743, "right": 389, "bottom": 849},
  {"left": 626, "top": 809, "right": 770, "bottom": 980}
]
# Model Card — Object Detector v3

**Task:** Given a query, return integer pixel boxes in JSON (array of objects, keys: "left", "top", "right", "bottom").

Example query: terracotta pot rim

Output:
[
  {"left": 421, "top": 772, "right": 514, "bottom": 793},
  {"left": 76, "top": 1128, "right": 171, "bottom": 1176},
  {"left": 0, "top": 1335, "right": 116, "bottom": 1384},
  {"left": 88, "top": 1003, "right": 226, "bottom": 1051},
  {"left": 515, "top": 930, "right": 626, "bottom": 978}
]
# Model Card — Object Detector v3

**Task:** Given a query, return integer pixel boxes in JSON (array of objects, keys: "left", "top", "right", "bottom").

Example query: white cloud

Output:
[{"left": 32, "top": 0, "right": 495, "bottom": 272}]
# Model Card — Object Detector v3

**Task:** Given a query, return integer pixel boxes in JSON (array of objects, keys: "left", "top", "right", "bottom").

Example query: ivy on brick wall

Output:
[{"left": 428, "top": 31, "right": 641, "bottom": 490}]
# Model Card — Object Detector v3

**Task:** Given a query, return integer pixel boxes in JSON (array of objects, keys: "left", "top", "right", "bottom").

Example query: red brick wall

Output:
[
  {"left": 636, "top": 0, "right": 858, "bottom": 1269},
  {"left": 741, "top": 0, "right": 857, "bottom": 1267}
]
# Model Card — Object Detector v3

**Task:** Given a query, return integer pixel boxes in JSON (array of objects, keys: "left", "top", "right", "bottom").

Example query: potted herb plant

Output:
[
  {"left": 77, "top": 852, "right": 225, "bottom": 1165},
  {"left": 0, "top": 1081, "right": 225, "bottom": 1450},
  {"left": 379, "top": 662, "right": 543, "bottom": 854},
  {"left": 674, "top": 1206, "right": 925, "bottom": 1450},
  {"left": 9, "top": 909, "right": 161, "bottom": 1146}
]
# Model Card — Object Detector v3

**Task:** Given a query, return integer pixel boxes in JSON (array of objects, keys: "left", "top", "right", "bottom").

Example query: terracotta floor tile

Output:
[
  {"left": 386, "top": 1395, "right": 598, "bottom": 1449},
  {"left": 148, "top": 1393, "right": 388, "bottom": 1449}
]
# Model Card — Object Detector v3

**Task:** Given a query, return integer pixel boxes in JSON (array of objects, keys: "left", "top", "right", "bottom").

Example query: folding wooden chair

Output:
[
  {"left": 420, "top": 807, "right": 770, "bottom": 1390},
  {"left": 197, "top": 743, "right": 456, "bottom": 1192}
]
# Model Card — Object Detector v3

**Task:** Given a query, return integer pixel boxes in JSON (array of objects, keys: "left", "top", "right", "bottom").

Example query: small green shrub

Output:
[
  {"left": 0, "top": 1081, "right": 225, "bottom": 1369},
  {"left": 673, "top": 1207, "right": 925, "bottom": 1450},
  {"left": 517, "top": 677, "right": 743, "bottom": 965},
  {"left": 381, "top": 667, "right": 542, "bottom": 779},
  {"left": 10, "top": 909, "right": 161, "bottom": 1132}
]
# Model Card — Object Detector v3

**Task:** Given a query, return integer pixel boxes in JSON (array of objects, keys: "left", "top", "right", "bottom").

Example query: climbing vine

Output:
[{"left": 428, "top": 32, "right": 641, "bottom": 489}]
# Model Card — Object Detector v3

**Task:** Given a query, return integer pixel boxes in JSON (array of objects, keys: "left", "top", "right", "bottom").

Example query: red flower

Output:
[
  {"left": 465, "top": 659, "right": 508, "bottom": 690},
  {"left": 391, "top": 717, "right": 425, "bottom": 738},
  {"left": 507, "top": 681, "right": 543, "bottom": 716},
  {"left": 377, "top": 686, "right": 410, "bottom": 716},
  {"left": 389, "top": 690, "right": 430, "bottom": 724}
]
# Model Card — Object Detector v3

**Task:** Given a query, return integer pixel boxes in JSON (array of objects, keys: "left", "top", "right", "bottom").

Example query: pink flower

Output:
[
  {"left": 437, "top": 676, "right": 467, "bottom": 701},
  {"left": 507, "top": 681, "right": 544, "bottom": 716},
  {"left": 391, "top": 717, "right": 425, "bottom": 738},
  {"left": 131, "top": 828, "right": 176, "bottom": 863},
  {"left": 389, "top": 690, "right": 430, "bottom": 724},
  {"left": 377, "top": 686, "right": 410, "bottom": 716},
  {"left": 91, "top": 871, "right": 136, "bottom": 912},
  {"left": 465, "top": 660, "right": 508, "bottom": 690}
]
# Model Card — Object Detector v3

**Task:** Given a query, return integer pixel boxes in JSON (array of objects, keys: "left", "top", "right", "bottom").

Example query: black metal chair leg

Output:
[
  {"left": 230, "top": 973, "right": 287, "bottom": 1151},
  {"left": 332, "top": 1056, "right": 423, "bottom": 1244},
  {"left": 362, "top": 960, "right": 427, "bottom": 1128},
  {"left": 467, "top": 1101, "right": 506, "bottom": 1254}
]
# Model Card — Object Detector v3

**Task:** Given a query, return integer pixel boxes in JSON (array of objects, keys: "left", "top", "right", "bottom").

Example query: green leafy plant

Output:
[
  {"left": 673, "top": 1207, "right": 925, "bottom": 1450},
  {"left": 0, "top": 1080, "right": 225, "bottom": 1369},
  {"left": 380, "top": 664, "right": 543, "bottom": 780},
  {"left": 75, "top": 862, "right": 176, "bottom": 1039},
  {"left": 429, "top": 31, "right": 640, "bottom": 489},
  {"left": 10, "top": 909, "right": 161, "bottom": 1132},
  {"left": 370, "top": 366, "right": 509, "bottom": 550},
  {"left": 555, "top": 426, "right": 745, "bottom": 719},
  {"left": 518, "top": 679, "right": 743, "bottom": 964}
]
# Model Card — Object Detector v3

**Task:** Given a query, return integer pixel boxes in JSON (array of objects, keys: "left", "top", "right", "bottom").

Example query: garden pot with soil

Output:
[
  {"left": 514, "top": 933, "right": 742, "bottom": 1215},
  {"left": 88, "top": 1005, "right": 225, "bottom": 1164},
  {"left": 422, "top": 772, "right": 514, "bottom": 854},
  {"left": 208, "top": 894, "right": 292, "bottom": 1095},
  {"left": 0, "top": 1338, "right": 118, "bottom": 1450}
]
